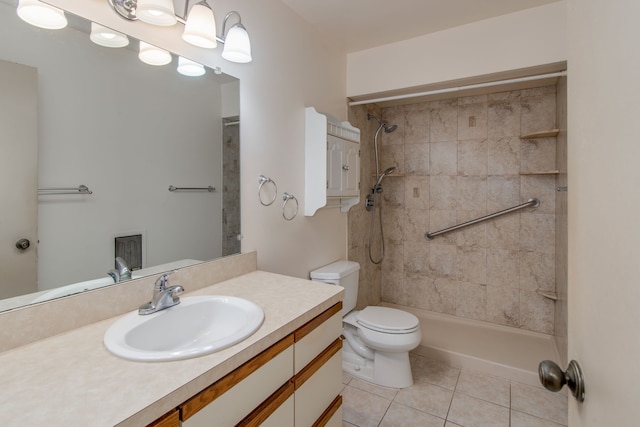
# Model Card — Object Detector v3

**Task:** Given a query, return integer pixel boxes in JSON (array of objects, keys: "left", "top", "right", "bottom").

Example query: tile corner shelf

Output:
[
  {"left": 520, "top": 129, "right": 560, "bottom": 139},
  {"left": 304, "top": 107, "right": 361, "bottom": 216}
]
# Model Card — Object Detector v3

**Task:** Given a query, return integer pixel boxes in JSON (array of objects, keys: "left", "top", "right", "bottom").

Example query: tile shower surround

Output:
[{"left": 348, "top": 86, "right": 558, "bottom": 334}]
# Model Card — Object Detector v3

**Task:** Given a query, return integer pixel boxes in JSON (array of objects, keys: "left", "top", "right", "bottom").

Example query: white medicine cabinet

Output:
[{"left": 305, "top": 107, "right": 361, "bottom": 216}]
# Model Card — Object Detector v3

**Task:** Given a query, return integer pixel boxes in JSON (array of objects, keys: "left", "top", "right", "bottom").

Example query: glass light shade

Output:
[
  {"left": 17, "top": 0, "right": 67, "bottom": 30},
  {"left": 138, "top": 41, "right": 172, "bottom": 66},
  {"left": 221, "top": 24, "right": 252, "bottom": 63},
  {"left": 177, "top": 57, "right": 205, "bottom": 77},
  {"left": 136, "top": 0, "right": 177, "bottom": 26},
  {"left": 182, "top": 3, "right": 217, "bottom": 49},
  {"left": 90, "top": 23, "right": 129, "bottom": 48}
]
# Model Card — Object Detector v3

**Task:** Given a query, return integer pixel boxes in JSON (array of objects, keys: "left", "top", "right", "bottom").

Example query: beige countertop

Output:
[{"left": 0, "top": 271, "right": 343, "bottom": 427}]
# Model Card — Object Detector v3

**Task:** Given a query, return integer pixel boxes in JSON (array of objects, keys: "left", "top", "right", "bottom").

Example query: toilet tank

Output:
[{"left": 310, "top": 261, "right": 360, "bottom": 315}]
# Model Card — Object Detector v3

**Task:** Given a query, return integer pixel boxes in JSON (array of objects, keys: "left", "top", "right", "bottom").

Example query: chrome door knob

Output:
[
  {"left": 539, "top": 359, "right": 585, "bottom": 402},
  {"left": 15, "top": 238, "right": 30, "bottom": 250}
]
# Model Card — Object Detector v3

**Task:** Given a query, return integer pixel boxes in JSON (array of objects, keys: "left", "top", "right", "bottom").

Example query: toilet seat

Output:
[{"left": 356, "top": 306, "right": 419, "bottom": 334}]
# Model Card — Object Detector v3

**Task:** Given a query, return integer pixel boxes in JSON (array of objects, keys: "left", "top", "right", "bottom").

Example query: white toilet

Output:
[{"left": 310, "top": 260, "right": 421, "bottom": 388}]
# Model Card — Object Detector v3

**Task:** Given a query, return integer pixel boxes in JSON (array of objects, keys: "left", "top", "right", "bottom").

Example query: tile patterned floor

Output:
[{"left": 342, "top": 354, "right": 568, "bottom": 427}]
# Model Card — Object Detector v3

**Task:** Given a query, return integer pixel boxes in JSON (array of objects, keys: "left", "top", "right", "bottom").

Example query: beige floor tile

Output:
[
  {"left": 444, "top": 423, "right": 464, "bottom": 427},
  {"left": 379, "top": 402, "right": 445, "bottom": 427},
  {"left": 447, "top": 393, "right": 510, "bottom": 427},
  {"left": 455, "top": 369, "right": 511, "bottom": 407},
  {"left": 348, "top": 377, "right": 399, "bottom": 400},
  {"left": 342, "top": 385, "right": 392, "bottom": 427},
  {"left": 411, "top": 355, "right": 461, "bottom": 389},
  {"left": 394, "top": 382, "right": 454, "bottom": 418},
  {"left": 511, "top": 409, "right": 567, "bottom": 427},
  {"left": 343, "top": 371, "right": 354, "bottom": 384},
  {"left": 511, "top": 382, "right": 568, "bottom": 425}
]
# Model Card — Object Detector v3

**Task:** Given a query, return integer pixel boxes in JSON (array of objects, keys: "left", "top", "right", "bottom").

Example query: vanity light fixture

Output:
[
  {"left": 90, "top": 23, "right": 129, "bottom": 48},
  {"left": 108, "top": 0, "right": 252, "bottom": 63},
  {"left": 177, "top": 56, "right": 205, "bottom": 77},
  {"left": 138, "top": 41, "right": 172, "bottom": 66},
  {"left": 16, "top": 0, "right": 67, "bottom": 30}
]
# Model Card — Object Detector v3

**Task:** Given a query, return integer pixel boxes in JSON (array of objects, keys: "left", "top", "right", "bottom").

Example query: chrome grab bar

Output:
[
  {"left": 168, "top": 185, "right": 215, "bottom": 192},
  {"left": 38, "top": 185, "right": 92, "bottom": 195},
  {"left": 424, "top": 198, "right": 540, "bottom": 240}
]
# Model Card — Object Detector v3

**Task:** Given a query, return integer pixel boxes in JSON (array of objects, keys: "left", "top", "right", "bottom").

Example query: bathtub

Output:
[{"left": 382, "top": 303, "right": 561, "bottom": 386}]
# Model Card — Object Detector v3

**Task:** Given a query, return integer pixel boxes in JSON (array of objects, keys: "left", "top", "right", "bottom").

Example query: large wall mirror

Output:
[{"left": 0, "top": 0, "right": 241, "bottom": 312}]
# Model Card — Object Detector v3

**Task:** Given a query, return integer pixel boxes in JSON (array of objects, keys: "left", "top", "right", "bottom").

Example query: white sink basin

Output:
[{"left": 104, "top": 296, "right": 264, "bottom": 361}]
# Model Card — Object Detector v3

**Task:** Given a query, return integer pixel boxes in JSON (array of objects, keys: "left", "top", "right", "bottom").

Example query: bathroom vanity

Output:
[{"left": 0, "top": 253, "right": 344, "bottom": 426}]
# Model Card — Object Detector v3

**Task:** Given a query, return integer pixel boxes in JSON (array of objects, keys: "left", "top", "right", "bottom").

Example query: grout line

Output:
[{"left": 443, "top": 369, "right": 461, "bottom": 423}]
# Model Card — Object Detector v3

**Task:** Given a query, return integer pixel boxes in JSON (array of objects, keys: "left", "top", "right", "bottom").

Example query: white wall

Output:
[
  {"left": 347, "top": 1, "right": 567, "bottom": 98},
  {"left": 567, "top": 0, "right": 640, "bottom": 424},
  {"left": 49, "top": 0, "right": 349, "bottom": 279}
]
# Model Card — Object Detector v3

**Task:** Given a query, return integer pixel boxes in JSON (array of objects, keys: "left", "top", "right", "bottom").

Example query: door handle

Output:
[
  {"left": 538, "top": 360, "right": 585, "bottom": 402},
  {"left": 15, "top": 238, "right": 30, "bottom": 250}
]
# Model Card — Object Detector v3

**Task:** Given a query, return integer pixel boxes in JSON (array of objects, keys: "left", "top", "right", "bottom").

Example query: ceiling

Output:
[{"left": 280, "top": 0, "right": 562, "bottom": 53}]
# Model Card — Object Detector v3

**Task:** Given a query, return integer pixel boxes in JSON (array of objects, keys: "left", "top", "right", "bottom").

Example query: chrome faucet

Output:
[
  {"left": 107, "top": 257, "right": 132, "bottom": 283},
  {"left": 138, "top": 273, "right": 184, "bottom": 315}
]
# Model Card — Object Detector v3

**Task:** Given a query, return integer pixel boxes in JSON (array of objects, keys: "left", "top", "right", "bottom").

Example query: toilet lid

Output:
[{"left": 356, "top": 306, "right": 419, "bottom": 334}]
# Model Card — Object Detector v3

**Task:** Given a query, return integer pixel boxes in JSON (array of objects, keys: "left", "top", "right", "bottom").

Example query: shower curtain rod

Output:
[{"left": 348, "top": 71, "right": 567, "bottom": 106}]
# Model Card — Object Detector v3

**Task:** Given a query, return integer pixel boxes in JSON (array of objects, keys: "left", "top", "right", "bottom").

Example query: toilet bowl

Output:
[{"left": 310, "top": 261, "right": 421, "bottom": 388}]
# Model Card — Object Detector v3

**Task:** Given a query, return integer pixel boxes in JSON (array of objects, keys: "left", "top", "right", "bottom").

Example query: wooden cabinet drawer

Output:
[
  {"left": 294, "top": 303, "right": 342, "bottom": 374},
  {"left": 181, "top": 336, "right": 294, "bottom": 427},
  {"left": 294, "top": 340, "right": 343, "bottom": 427}
]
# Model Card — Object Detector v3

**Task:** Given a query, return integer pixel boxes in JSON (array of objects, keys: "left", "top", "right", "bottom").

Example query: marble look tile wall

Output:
[
  {"left": 348, "top": 105, "right": 382, "bottom": 310},
  {"left": 349, "top": 86, "right": 560, "bottom": 334}
]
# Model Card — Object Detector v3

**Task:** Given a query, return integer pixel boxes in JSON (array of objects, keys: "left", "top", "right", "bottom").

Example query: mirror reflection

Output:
[{"left": 0, "top": 0, "right": 241, "bottom": 312}]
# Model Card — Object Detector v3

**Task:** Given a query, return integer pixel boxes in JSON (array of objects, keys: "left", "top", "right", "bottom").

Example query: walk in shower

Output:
[{"left": 347, "top": 77, "right": 568, "bottom": 384}]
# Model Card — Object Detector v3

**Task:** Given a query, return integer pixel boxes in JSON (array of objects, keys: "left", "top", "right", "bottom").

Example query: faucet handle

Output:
[{"left": 154, "top": 273, "right": 170, "bottom": 292}]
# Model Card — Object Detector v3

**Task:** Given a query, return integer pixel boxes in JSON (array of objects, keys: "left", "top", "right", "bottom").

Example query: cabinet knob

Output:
[{"left": 342, "top": 165, "right": 350, "bottom": 171}]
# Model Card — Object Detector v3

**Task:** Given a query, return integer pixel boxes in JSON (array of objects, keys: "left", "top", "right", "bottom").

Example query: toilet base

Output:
[{"left": 342, "top": 339, "right": 414, "bottom": 388}]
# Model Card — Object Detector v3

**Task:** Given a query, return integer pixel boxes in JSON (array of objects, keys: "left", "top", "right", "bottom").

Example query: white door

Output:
[
  {"left": 0, "top": 60, "right": 38, "bottom": 299},
  {"left": 568, "top": 0, "right": 640, "bottom": 425}
]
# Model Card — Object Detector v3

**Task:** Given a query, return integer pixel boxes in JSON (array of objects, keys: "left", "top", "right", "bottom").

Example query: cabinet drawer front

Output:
[
  {"left": 259, "top": 395, "right": 294, "bottom": 427},
  {"left": 321, "top": 405, "right": 343, "bottom": 427},
  {"left": 295, "top": 350, "right": 343, "bottom": 427},
  {"left": 294, "top": 306, "right": 342, "bottom": 374},
  {"left": 183, "top": 346, "right": 293, "bottom": 427}
]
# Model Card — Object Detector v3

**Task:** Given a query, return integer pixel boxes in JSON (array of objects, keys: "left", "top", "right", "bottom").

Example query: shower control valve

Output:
[{"left": 365, "top": 194, "right": 375, "bottom": 211}]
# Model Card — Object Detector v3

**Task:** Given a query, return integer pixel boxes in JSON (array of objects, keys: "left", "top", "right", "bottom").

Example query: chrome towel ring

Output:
[
  {"left": 282, "top": 192, "right": 298, "bottom": 221},
  {"left": 258, "top": 175, "right": 277, "bottom": 206}
]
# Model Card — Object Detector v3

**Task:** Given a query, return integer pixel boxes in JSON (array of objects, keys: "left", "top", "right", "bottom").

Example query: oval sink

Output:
[{"left": 104, "top": 296, "right": 264, "bottom": 361}]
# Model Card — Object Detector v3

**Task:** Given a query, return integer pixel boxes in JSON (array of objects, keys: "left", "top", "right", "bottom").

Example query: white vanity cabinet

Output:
[
  {"left": 305, "top": 107, "right": 361, "bottom": 216},
  {"left": 149, "top": 302, "right": 343, "bottom": 427},
  {"left": 293, "top": 304, "right": 343, "bottom": 427}
]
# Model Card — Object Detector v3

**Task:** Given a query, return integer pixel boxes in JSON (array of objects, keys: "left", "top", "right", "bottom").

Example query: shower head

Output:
[
  {"left": 367, "top": 114, "right": 397, "bottom": 133},
  {"left": 375, "top": 166, "right": 397, "bottom": 187}
]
